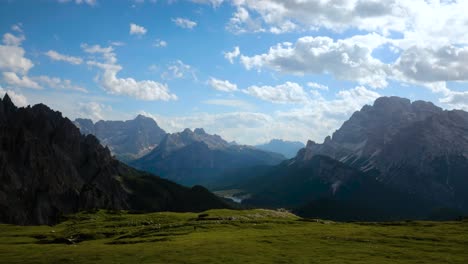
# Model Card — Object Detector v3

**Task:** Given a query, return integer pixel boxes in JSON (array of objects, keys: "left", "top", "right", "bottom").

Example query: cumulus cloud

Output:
[
  {"left": 207, "top": 77, "right": 238, "bottom": 92},
  {"left": 439, "top": 91, "right": 468, "bottom": 111},
  {"left": 83, "top": 43, "right": 177, "bottom": 101},
  {"left": 0, "top": 41, "right": 34, "bottom": 74},
  {"left": 0, "top": 87, "right": 28, "bottom": 107},
  {"left": 307, "top": 82, "right": 329, "bottom": 91},
  {"left": 244, "top": 82, "right": 308, "bottom": 104},
  {"left": 34, "top": 75, "right": 87, "bottom": 93},
  {"left": 130, "top": 23, "right": 147, "bottom": 35},
  {"left": 45, "top": 50, "right": 83, "bottom": 65},
  {"left": 224, "top": 46, "right": 240, "bottom": 64},
  {"left": 161, "top": 60, "right": 196, "bottom": 80},
  {"left": 241, "top": 34, "right": 390, "bottom": 88},
  {"left": 227, "top": 6, "right": 264, "bottom": 33},
  {"left": 2, "top": 72, "right": 41, "bottom": 89},
  {"left": 3, "top": 33, "right": 25, "bottom": 46},
  {"left": 394, "top": 45, "right": 468, "bottom": 84},
  {"left": 172, "top": 18, "right": 197, "bottom": 29},
  {"left": 140, "top": 86, "right": 379, "bottom": 144},
  {"left": 77, "top": 101, "right": 110, "bottom": 121}
]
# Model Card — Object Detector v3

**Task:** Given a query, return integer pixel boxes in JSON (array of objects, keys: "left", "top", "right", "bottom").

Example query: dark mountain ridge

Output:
[{"left": 0, "top": 95, "right": 228, "bottom": 225}]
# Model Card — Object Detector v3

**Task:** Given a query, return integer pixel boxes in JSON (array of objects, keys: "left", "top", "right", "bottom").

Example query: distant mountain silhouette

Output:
[
  {"left": 131, "top": 128, "right": 285, "bottom": 186},
  {"left": 74, "top": 115, "right": 167, "bottom": 162},
  {"left": 255, "top": 139, "right": 305, "bottom": 158},
  {"left": 0, "top": 95, "right": 228, "bottom": 225}
]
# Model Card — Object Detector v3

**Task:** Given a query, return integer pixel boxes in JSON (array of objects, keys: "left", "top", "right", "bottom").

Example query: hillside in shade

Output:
[{"left": 0, "top": 94, "right": 228, "bottom": 225}]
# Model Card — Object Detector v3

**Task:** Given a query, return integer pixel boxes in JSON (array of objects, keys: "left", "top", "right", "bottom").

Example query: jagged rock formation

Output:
[
  {"left": 298, "top": 96, "right": 468, "bottom": 212},
  {"left": 74, "top": 115, "right": 167, "bottom": 161},
  {"left": 131, "top": 128, "right": 285, "bottom": 186},
  {"left": 0, "top": 95, "right": 228, "bottom": 225},
  {"left": 255, "top": 139, "right": 305, "bottom": 158}
]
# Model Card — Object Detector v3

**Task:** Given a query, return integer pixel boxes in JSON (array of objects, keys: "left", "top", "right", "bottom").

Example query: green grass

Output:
[{"left": 0, "top": 209, "right": 467, "bottom": 263}]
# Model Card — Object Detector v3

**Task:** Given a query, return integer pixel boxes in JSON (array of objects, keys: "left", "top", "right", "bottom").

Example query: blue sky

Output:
[{"left": 1, "top": 0, "right": 467, "bottom": 144}]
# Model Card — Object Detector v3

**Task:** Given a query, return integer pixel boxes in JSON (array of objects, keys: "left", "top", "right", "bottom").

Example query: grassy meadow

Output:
[{"left": 0, "top": 209, "right": 467, "bottom": 263}]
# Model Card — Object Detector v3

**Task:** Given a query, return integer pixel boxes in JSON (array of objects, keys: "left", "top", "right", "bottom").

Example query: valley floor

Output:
[{"left": 0, "top": 209, "right": 467, "bottom": 264}]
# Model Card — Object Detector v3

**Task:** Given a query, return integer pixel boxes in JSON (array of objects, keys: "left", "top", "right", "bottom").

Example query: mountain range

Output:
[
  {"left": 223, "top": 97, "right": 468, "bottom": 220},
  {"left": 130, "top": 128, "right": 285, "bottom": 186},
  {"left": 74, "top": 115, "right": 167, "bottom": 162},
  {"left": 2, "top": 93, "right": 467, "bottom": 224},
  {"left": 255, "top": 139, "right": 305, "bottom": 159},
  {"left": 298, "top": 96, "right": 468, "bottom": 213},
  {"left": 0, "top": 94, "right": 228, "bottom": 225}
]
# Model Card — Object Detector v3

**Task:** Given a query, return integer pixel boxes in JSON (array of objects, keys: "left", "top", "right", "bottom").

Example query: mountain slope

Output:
[
  {"left": 74, "top": 115, "right": 167, "bottom": 161},
  {"left": 255, "top": 139, "right": 305, "bottom": 158},
  {"left": 0, "top": 95, "right": 228, "bottom": 225},
  {"left": 299, "top": 96, "right": 468, "bottom": 212},
  {"left": 131, "top": 128, "right": 285, "bottom": 186},
  {"left": 242, "top": 155, "right": 430, "bottom": 221}
]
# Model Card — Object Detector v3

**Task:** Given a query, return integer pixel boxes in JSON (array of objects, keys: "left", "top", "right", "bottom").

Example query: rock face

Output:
[
  {"left": 242, "top": 155, "right": 429, "bottom": 221},
  {"left": 74, "top": 115, "right": 167, "bottom": 161},
  {"left": 255, "top": 139, "right": 305, "bottom": 159},
  {"left": 0, "top": 95, "right": 228, "bottom": 225},
  {"left": 131, "top": 128, "right": 285, "bottom": 186},
  {"left": 298, "top": 96, "right": 468, "bottom": 212}
]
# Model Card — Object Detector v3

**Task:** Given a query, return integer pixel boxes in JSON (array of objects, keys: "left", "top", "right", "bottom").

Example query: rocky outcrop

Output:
[
  {"left": 74, "top": 115, "right": 167, "bottom": 161},
  {"left": 0, "top": 95, "right": 228, "bottom": 225},
  {"left": 297, "top": 96, "right": 468, "bottom": 212}
]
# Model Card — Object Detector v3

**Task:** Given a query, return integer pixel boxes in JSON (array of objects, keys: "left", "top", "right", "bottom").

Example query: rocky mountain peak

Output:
[{"left": 194, "top": 128, "right": 206, "bottom": 134}]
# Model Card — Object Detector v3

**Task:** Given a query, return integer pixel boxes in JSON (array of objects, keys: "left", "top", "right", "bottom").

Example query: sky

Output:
[{"left": 1, "top": 0, "right": 468, "bottom": 145}]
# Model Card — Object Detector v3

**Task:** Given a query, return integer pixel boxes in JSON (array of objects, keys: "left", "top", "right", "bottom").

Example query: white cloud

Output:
[
  {"left": 45, "top": 50, "right": 83, "bottom": 65},
  {"left": 172, "top": 18, "right": 197, "bottom": 29},
  {"left": 77, "top": 101, "right": 110, "bottom": 121},
  {"left": 130, "top": 23, "right": 147, "bottom": 35},
  {"left": 307, "top": 82, "right": 329, "bottom": 91},
  {"left": 0, "top": 45, "right": 34, "bottom": 74},
  {"left": 3, "top": 33, "right": 25, "bottom": 46},
  {"left": 11, "top": 24, "right": 23, "bottom": 33},
  {"left": 439, "top": 91, "right": 468, "bottom": 111},
  {"left": 153, "top": 39, "right": 167, "bottom": 48},
  {"left": 394, "top": 45, "right": 468, "bottom": 84},
  {"left": 0, "top": 87, "right": 28, "bottom": 107},
  {"left": 34, "top": 75, "right": 88, "bottom": 93},
  {"left": 140, "top": 86, "right": 379, "bottom": 145},
  {"left": 2, "top": 72, "right": 41, "bottom": 89},
  {"left": 83, "top": 43, "right": 177, "bottom": 101},
  {"left": 224, "top": 46, "right": 240, "bottom": 64},
  {"left": 207, "top": 77, "right": 237, "bottom": 92},
  {"left": 243, "top": 82, "right": 308, "bottom": 104},
  {"left": 227, "top": 6, "right": 264, "bottom": 33},
  {"left": 240, "top": 34, "right": 390, "bottom": 88},
  {"left": 161, "top": 60, "right": 196, "bottom": 80}
]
